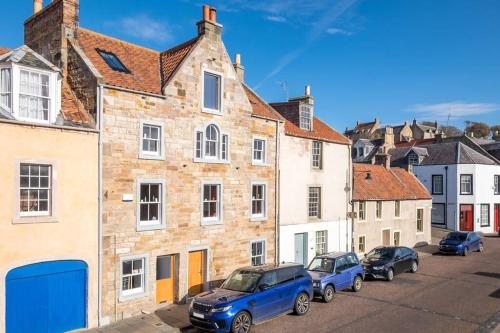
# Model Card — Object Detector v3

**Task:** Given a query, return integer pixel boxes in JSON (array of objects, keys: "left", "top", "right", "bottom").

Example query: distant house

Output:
[
  {"left": 352, "top": 163, "right": 432, "bottom": 255},
  {"left": 344, "top": 118, "right": 380, "bottom": 141},
  {"left": 411, "top": 119, "right": 440, "bottom": 140},
  {"left": 390, "top": 137, "right": 500, "bottom": 234},
  {"left": 374, "top": 121, "right": 413, "bottom": 143}
]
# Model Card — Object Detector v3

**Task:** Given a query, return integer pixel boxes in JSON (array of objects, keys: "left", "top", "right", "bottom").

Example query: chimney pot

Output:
[
  {"left": 233, "top": 53, "right": 244, "bottom": 82},
  {"left": 209, "top": 7, "right": 217, "bottom": 22},
  {"left": 235, "top": 53, "right": 241, "bottom": 65},
  {"left": 202, "top": 5, "right": 210, "bottom": 21},
  {"left": 34, "top": 0, "right": 43, "bottom": 14},
  {"left": 305, "top": 85, "right": 311, "bottom": 96}
]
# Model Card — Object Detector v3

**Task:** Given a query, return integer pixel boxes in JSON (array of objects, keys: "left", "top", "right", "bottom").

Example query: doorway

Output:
[
  {"left": 188, "top": 250, "right": 206, "bottom": 297},
  {"left": 382, "top": 229, "right": 391, "bottom": 246},
  {"left": 156, "top": 255, "right": 177, "bottom": 304},
  {"left": 460, "top": 204, "right": 474, "bottom": 231},
  {"left": 294, "top": 233, "right": 308, "bottom": 266}
]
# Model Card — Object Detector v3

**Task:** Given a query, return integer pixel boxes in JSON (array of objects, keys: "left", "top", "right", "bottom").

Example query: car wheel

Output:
[
  {"left": 322, "top": 285, "right": 335, "bottom": 303},
  {"left": 231, "top": 311, "right": 252, "bottom": 333},
  {"left": 478, "top": 243, "right": 484, "bottom": 253},
  {"left": 386, "top": 268, "right": 394, "bottom": 282},
  {"left": 462, "top": 247, "right": 469, "bottom": 256},
  {"left": 352, "top": 275, "right": 363, "bottom": 292},
  {"left": 410, "top": 260, "right": 418, "bottom": 273},
  {"left": 294, "top": 292, "right": 310, "bottom": 316}
]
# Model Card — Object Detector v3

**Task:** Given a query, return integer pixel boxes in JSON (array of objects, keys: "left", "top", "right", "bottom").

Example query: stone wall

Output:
[{"left": 67, "top": 42, "right": 97, "bottom": 118}]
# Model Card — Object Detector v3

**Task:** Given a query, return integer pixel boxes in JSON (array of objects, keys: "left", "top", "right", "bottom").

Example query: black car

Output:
[{"left": 361, "top": 246, "right": 419, "bottom": 281}]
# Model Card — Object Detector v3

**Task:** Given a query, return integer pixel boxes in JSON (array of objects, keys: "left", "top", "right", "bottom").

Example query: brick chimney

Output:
[
  {"left": 197, "top": 4, "right": 222, "bottom": 39},
  {"left": 24, "top": 0, "right": 79, "bottom": 75},
  {"left": 375, "top": 153, "right": 391, "bottom": 170},
  {"left": 233, "top": 53, "right": 244, "bottom": 82},
  {"left": 270, "top": 85, "right": 314, "bottom": 131}
]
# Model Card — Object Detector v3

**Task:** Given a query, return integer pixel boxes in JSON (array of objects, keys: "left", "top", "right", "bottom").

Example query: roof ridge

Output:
[
  {"left": 243, "top": 84, "right": 284, "bottom": 122},
  {"left": 78, "top": 27, "right": 160, "bottom": 54},
  {"left": 161, "top": 36, "right": 200, "bottom": 55}
]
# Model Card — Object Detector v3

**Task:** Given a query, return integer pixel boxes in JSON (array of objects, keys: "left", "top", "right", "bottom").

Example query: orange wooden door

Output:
[
  {"left": 156, "top": 255, "right": 175, "bottom": 304},
  {"left": 188, "top": 251, "right": 205, "bottom": 297}
]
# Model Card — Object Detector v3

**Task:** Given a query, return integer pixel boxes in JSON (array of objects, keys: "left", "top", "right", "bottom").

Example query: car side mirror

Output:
[{"left": 259, "top": 284, "right": 270, "bottom": 291}]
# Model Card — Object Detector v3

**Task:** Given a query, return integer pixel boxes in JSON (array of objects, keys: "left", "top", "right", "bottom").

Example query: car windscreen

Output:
[
  {"left": 220, "top": 270, "right": 262, "bottom": 293},
  {"left": 307, "top": 257, "right": 334, "bottom": 273},
  {"left": 366, "top": 248, "right": 395, "bottom": 260},
  {"left": 445, "top": 232, "right": 467, "bottom": 241}
]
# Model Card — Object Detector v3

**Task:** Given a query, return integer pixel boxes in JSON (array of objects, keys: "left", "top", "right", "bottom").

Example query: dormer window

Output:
[
  {"left": 19, "top": 70, "right": 50, "bottom": 121},
  {"left": 408, "top": 153, "right": 419, "bottom": 165},
  {"left": 0, "top": 68, "right": 12, "bottom": 110},
  {"left": 299, "top": 104, "right": 312, "bottom": 131}
]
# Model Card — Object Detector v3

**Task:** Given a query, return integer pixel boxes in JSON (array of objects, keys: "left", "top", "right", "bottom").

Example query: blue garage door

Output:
[{"left": 6, "top": 260, "right": 87, "bottom": 333}]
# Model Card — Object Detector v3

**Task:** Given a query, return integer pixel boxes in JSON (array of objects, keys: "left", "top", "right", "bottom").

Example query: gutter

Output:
[{"left": 97, "top": 84, "right": 104, "bottom": 326}]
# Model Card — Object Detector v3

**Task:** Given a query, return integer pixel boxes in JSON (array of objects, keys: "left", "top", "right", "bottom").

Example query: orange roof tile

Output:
[
  {"left": 61, "top": 84, "right": 94, "bottom": 126},
  {"left": 243, "top": 85, "right": 283, "bottom": 122},
  {"left": 0, "top": 47, "right": 10, "bottom": 55},
  {"left": 284, "top": 117, "right": 350, "bottom": 145},
  {"left": 160, "top": 37, "right": 200, "bottom": 85},
  {"left": 353, "top": 163, "right": 431, "bottom": 201}
]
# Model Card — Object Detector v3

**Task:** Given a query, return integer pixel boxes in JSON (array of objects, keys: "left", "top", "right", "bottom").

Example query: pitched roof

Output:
[
  {"left": 160, "top": 37, "right": 200, "bottom": 85},
  {"left": 242, "top": 85, "right": 283, "bottom": 122},
  {"left": 284, "top": 116, "right": 350, "bottom": 144},
  {"left": 77, "top": 28, "right": 162, "bottom": 95},
  {"left": 0, "top": 47, "right": 11, "bottom": 55},
  {"left": 353, "top": 163, "right": 431, "bottom": 201},
  {"left": 355, "top": 120, "right": 377, "bottom": 131},
  {"left": 395, "top": 138, "right": 436, "bottom": 148},
  {"left": 61, "top": 84, "right": 94, "bottom": 126}
]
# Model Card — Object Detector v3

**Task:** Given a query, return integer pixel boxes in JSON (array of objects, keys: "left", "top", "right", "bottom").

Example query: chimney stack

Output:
[
  {"left": 375, "top": 153, "right": 391, "bottom": 170},
  {"left": 233, "top": 53, "right": 245, "bottom": 82},
  {"left": 34, "top": 0, "right": 43, "bottom": 14},
  {"left": 197, "top": 4, "right": 222, "bottom": 37}
]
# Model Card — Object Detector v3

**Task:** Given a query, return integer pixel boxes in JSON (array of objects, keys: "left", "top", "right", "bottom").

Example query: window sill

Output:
[
  {"left": 250, "top": 216, "right": 267, "bottom": 222},
  {"left": 13, "top": 216, "right": 58, "bottom": 224},
  {"left": 311, "top": 167, "right": 323, "bottom": 172},
  {"left": 202, "top": 108, "right": 223, "bottom": 116},
  {"left": 416, "top": 232, "right": 425, "bottom": 235},
  {"left": 194, "top": 158, "right": 229, "bottom": 164},
  {"left": 139, "top": 153, "right": 165, "bottom": 161},
  {"left": 201, "top": 219, "right": 223, "bottom": 226},
  {"left": 357, "top": 219, "right": 367, "bottom": 223},
  {"left": 137, "top": 223, "right": 165, "bottom": 232},
  {"left": 308, "top": 217, "right": 322, "bottom": 222},
  {"left": 119, "top": 290, "right": 148, "bottom": 302},
  {"left": 251, "top": 161, "right": 267, "bottom": 167}
]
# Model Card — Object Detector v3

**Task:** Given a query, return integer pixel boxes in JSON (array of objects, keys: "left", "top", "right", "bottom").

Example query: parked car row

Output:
[{"left": 189, "top": 231, "right": 484, "bottom": 333}]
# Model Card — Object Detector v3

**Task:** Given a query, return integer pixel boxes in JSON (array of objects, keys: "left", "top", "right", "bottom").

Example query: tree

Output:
[
  {"left": 490, "top": 125, "right": 500, "bottom": 140},
  {"left": 464, "top": 121, "right": 490, "bottom": 139},
  {"left": 439, "top": 125, "right": 462, "bottom": 137}
]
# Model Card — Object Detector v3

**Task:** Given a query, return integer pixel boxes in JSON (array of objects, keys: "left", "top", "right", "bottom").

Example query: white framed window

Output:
[
  {"left": 494, "top": 175, "right": 499, "bottom": 195},
  {"left": 251, "top": 182, "right": 267, "bottom": 221},
  {"left": 395, "top": 200, "right": 401, "bottom": 218},
  {"left": 312, "top": 141, "right": 322, "bottom": 169},
  {"left": 299, "top": 104, "right": 312, "bottom": 130},
  {"left": 480, "top": 204, "right": 490, "bottom": 227},
  {"left": 376, "top": 201, "right": 382, "bottom": 220},
  {"left": 358, "top": 235, "right": 366, "bottom": 253},
  {"left": 202, "top": 182, "right": 222, "bottom": 224},
  {"left": 315, "top": 230, "right": 328, "bottom": 255},
  {"left": 417, "top": 208, "right": 424, "bottom": 232},
  {"left": 252, "top": 138, "right": 266, "bottom": 165},
  {"left": 308, "top": 187, "right": 321, "bottom": 219},
  {"left": 202, "top": 69, "right": 223, "bottom": 114},
  {"left": 136, "top": 180, "right": 165, "bottom": 231},
  {"left": 460, "top": 174, "right": 473, "bottom": 195},
  {"left": 408, "top": 153, "right": 419, "bottom": 166},
  {"left": 358, "top": 201, "right": 366, "bottom": 221},
  {"left": 0, "top": 67, "right": 12, "bottom": 110},
  {"left": 194, "top": 124, "right": 229, "bottom": 163},
  {"left": 18, "top": 69, "right": 50, "bottom": 122},
  {"left": 432, "top": 175, "right": 443, "bottom": 195},
  {"left": 120, "top": 255, "right": 148, "bottom": 299},
  {"left": 251, "top": 240, "right": 266, "bottom": 266},
  {"left": 19, "top": 164, "right": 51, "bottom": 217},
  {"left": 139, "top": 121, "right": 164, "bottom": 160}
]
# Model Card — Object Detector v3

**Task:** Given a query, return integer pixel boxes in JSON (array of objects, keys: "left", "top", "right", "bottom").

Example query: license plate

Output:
[{"left": 193, "top": 312, "right": 204, "bottom": 319}]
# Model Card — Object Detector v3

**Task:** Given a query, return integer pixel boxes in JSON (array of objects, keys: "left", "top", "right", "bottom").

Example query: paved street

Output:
[{"left": 90, "top": 231, "right": 500, "bottom": 333}]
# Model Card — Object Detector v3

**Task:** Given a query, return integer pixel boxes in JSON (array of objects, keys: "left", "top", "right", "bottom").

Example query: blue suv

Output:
[
  {"left": 307, "top": 252, "right": 365, "bottom": 303},
  {"left": 188, "top": 263, "right": 313, "bottom": 333}
]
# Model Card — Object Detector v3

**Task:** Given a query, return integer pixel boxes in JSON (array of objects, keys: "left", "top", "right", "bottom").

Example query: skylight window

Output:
[{"left": 97, "top": 49, "right": 130, "bottom": 73}]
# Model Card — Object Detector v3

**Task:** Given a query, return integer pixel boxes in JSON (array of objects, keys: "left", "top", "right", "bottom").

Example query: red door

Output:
[
  {"left": 495, "top": 204, "right": 499, "bottom": 233},
  {"left": 460, "top": 205, "right": 474, "bottom": 231}
]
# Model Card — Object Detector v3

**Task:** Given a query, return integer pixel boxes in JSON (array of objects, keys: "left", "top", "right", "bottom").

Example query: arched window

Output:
[{"left": 205, "top": 124, "right": 219, "bottom": 158}]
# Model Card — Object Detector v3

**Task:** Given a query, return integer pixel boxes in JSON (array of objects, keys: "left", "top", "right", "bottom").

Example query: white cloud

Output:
[
  {"left": 266, "top": 15, "right": 286, "bottom": 23},
  {"left": 326, "top": 27, "right": 353, "bottom": 36},
  {"left": 110, "top": 14, "right": 173, "bottom": 43},
  {"left": 408, "top": 102, "right": 500, "bottom": 119}
]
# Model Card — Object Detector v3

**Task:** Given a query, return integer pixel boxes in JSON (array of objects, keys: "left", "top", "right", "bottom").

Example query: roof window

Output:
[{"left": 97, "top": 49, "right": 130, "bottom": 73}]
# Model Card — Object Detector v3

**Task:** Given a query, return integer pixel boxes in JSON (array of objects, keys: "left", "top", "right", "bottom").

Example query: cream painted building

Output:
[
  {"left": 271, "top": 87, "right": 352, "bottom": 265},
  {"left": 0, "top": 45, "right": 98, "bottom": 332},
  {"left": 352, "top": 163, "right": 432, "bottom": 255}
]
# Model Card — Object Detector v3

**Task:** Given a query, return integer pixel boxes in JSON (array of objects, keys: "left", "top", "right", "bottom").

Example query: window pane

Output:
[
  {"left": 132, "top": 274, "right": 142, "bottom": 289},
  {"left": 123, "top": 260, "right": 132, "bottom": 275},
  {"left": 204, "top": 73, "right": 220, "bottom": 110}
]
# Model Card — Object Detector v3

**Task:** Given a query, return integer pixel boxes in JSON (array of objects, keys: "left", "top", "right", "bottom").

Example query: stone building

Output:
[
  {"left": 352, "top": 163, "right": 432, "bottom": 255},
  {"left": 0, "top": 44, "right": 98, "bottom": 332}
]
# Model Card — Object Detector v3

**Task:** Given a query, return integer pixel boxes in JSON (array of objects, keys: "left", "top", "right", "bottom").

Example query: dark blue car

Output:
[
  {"left": 439, "top": 231, "right": 484, "bottom": 256},
  {"left": 189, "top": 263, "right": 313, "bottom": 333},
  {"left": 307, "top": 252, "right": 365, "bottom": 303}
]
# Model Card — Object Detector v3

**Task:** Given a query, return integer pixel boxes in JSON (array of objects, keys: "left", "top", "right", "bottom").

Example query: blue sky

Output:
[{"left": 2, "top": 0, "right": 499, "bottom": 131}]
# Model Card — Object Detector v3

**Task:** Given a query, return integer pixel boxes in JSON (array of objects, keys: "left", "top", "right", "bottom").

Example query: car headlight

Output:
[
  {"left": 211, "top": 305, "right": 232, "bottom": 312},
  {"left": 372, "top": 266, "right": 384, "bottom": 270}
]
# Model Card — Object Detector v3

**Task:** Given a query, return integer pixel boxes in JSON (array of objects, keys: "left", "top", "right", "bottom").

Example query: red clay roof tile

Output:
[
  {"left": 284, "top": 116, "right": 350, "bottom": 144},
  {"left": 0, "top": 47, "right": 10, "bottom": 55},
  {"left": 160, "top": 37, "right": 200, "bottom": 85},
  {"left": 243, "top": 85, "right": 284, "bottom": 122}
]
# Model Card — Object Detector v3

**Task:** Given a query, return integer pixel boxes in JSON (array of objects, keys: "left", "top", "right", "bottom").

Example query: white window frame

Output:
[
  {"left": 416, "top": 207, "right": 424, "bottom": 233},
  {"left": 376, "top": 201, "right": 383, "bottom": 220},
  {"left": 494, "top": 175, "right": 499, "bottom": 195},
  {"left": 308, "top": 186, "right": 322, "bottom": 219},
  {"left": 480, "top": 204, "right": 490, "bottom": 227},
  {"left": 201, "top": 67, "right": 224, "bottom": 115},
  {"left": 139, "top": 120, "right": 165, "bottom": 160},
  {"left": 252, "top": 137, "right": 267, "bottom": 165},
  {"left": 201, "top": 181, "right": 223, "bottom": 225},
  {"left": 358, "top": 201, "right": 366, "bottom": 221},
  {"left": 408, "top": 153, "right": 419, "bottom": 166},
  {"left": 136, "top": 179, "right": 166, "bottom": 231},
  {"left": 299, "top": 103, "right": 312, "bottom": 131},
  {"left": 358, "top": 235, "right": 366, "bottom": 254},
  {"left": 194, "top": 123, "right": 230, "bottom": 164},
  {"left": 250, "top": 239, "right": 266, "bottom": 266},
  {"left": 0, "top": 67, "right": 12, "bottom": 111},
  {"left": 119, "top": 254, "right": 149, "bottom": 301},
  {"left": 250, "top": 181, "right": 267, "bottom": 221},
  {"left": 311, "top": 141, "right": 323, "bottom": 169},
  {"left": 19, "top": 163, "right": 52, "bottom": 217},
  {"left": 460, "top": 174, "right": 473, "bottom": 195},
  {"left": 315, "top": 230, "right": 328, "bottom": 256},
  {"left": 394, "top": 200, "right": 401, "bottom": 219},
  {"left": 432, "top": 175, "right": 444, "bottom": 195}
]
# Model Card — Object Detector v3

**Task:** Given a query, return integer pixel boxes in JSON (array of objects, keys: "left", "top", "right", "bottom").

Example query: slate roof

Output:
[
  {"left": 353, "top": 163, "right": 431, "bottom": 201},
  {"left": 243, "top": 85, "right": 283, "bottom": 122},
  {"left": 390, "top": 142, "right": 498, "bottom": 166}
]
